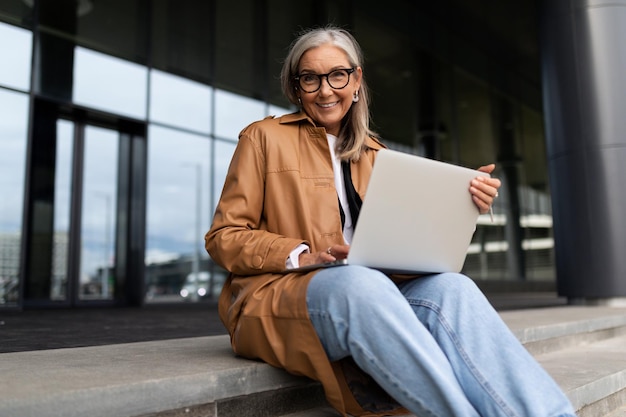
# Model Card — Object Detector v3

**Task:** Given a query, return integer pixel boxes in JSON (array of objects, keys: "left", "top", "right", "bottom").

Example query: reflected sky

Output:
[
  {"left": 80, "top": 125, "right": 118, "bottom": 284},
  {"left": 0, "top": 23, "right": 31, "bottom": 91},
  {"left": 215, "top": 89, "right": 266, "bottom": 139},
  {"left": 212, "top": 139, "right": 237, "bottom": 211},
  {"left": 73, "top": 46, "right": 148, "bottom": 119},
  {"left": 150, "top": 69, "right": 212, "bottom": 134},
  {"left": 0, "top": 88, "right": 28, "bottom": 233},
  {"left": 53, "top": 120, "right": 74, "bottom": 233},
  {"left": 146, "top": 125, "right": 212, "bottom": 264}
]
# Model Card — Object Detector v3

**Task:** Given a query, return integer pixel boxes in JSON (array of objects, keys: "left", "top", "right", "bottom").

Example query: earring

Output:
[
  {"left": 353, "top": 91, "right": 359, "bottom": 103},
  {"left": 297, "top": 96, "right": 302, "bottom": 105}
]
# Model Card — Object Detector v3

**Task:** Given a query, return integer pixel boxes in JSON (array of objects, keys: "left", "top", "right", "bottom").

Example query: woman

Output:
[{"left": 206, "top": 26, "right": 576, "bottom": 417}]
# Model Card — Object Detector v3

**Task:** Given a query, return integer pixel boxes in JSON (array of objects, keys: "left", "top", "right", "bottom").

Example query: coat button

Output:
[{"left": 252, "top": 255, "right": 263, "bottom": 268}]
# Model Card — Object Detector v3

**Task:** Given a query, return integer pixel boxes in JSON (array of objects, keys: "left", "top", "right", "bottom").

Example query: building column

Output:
[
  {"left": 540, "top": 0, "right": 626, "bottom": 302},
  {"left": 34, "top": 0, "right": 78, "bottom": 100}
]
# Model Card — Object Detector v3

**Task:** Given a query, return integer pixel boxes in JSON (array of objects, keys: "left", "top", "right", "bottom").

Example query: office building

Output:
[{"left": 1, "top": 0, "right": 624, "bottom": 308}]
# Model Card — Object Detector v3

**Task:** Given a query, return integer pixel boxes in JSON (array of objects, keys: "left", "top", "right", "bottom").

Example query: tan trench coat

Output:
[{"left": 205, "top": 112, "right": 408, "bottom": 416}]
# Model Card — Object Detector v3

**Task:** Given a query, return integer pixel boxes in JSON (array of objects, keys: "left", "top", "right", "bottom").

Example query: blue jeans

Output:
[{"left": 306, "top": 266, "right": 577, "bottom": 417}]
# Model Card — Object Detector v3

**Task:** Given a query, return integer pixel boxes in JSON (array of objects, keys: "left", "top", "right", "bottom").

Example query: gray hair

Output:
[{"left": 280, "top": 26, "right": 376, "bottom": 161}]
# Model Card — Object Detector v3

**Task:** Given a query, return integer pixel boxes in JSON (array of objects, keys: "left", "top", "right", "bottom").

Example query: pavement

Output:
[
  {"left": 0, "top": 301, "right": 226, "bottom": 354},
  {"left": 0, "top": 292, "right": 566, "bottom": 353},
  {"left": 2, "top": 292, "right": 626, "bottom": 417},
  {"left": 0, "top": 291, "right": 567, "bottom": 354}
]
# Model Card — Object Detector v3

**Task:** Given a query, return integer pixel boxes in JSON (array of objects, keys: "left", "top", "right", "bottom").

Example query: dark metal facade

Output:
[{"left": 540, "top": 0, "right": 626, "bottom": 299}]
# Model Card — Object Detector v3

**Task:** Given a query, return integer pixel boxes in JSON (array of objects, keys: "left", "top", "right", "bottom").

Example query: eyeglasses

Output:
[{"left": 294, "top": 68, "right": 356, "bottom": 93}]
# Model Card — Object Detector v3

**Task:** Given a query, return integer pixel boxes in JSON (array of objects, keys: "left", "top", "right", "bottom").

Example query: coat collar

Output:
[{"left": 278, "top": 111, "right": 385, "bottom": 151}]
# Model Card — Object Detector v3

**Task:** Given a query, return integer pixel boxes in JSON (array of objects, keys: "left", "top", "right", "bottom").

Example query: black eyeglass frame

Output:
[{"left": 293, "top": 67, "right": 357, "bottom": 93}]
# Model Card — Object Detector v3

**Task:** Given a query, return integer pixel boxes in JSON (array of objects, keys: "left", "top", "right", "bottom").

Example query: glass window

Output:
[
  {"left": 0, "top": 88, "right": 29, "bottom": 307},
  {"left": 520, "top": 105, "right": 548, "bottom": 193},
  {"left": 432, "top": 61, "right": 456, "bottom": 163},
  {"left": 73, "top": 46, "right": 148, "bottom": 119},
  {"left": 519, "top": 105, "right": 555, "bottom": 281},
  {"left": 454, "top": 69, "right": 495, "bottom": 168},
  {"left": 453, "top": 71, "right": 504, "bottom": 280},
  {"left": 215, "top": 88, "right": 265, "bottom": 140},
  {"left": 212, "top": 139, "right": 237, "bottom": 213},
  {"left": 268, "top": 104, "right": 293, "bottom": 118},
  {"left": 149, "top": 69, "right": 212, "bottom": 134},
  {"left": 79, "top": 125, "right": 119, "bottom": 300},
  {"left": 145, "top": 125, "right": 212, "bottom": 302},
  {"left": 354, "top": 13, "right": 419, "bottom": 147},
  {"left": 51, "top": 120, "right": 74, "bottom": 301},
  {"left": 0, "top": 22, "right": 32, "bottom": 91}
]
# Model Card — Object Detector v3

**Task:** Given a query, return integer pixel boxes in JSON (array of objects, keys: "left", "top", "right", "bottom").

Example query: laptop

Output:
[{"left": 286, "top": 149, "right": 490, "bottom": 274}]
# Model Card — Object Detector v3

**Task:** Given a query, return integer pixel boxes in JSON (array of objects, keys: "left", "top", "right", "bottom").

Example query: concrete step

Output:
[
  {"left": 0, "top": 336, "right": 326, "bottom": 417},
  {"left": 537, "top": 335, "right": 626, "bottom": 417},
  {"left": 606, "top": 405, "right": 626, "bottom": 417},
  {"left": 500, "top": 306, "right": 626, "bottom": 356},
  {"left": 0, "top": 306, "right": 625, "bottom": 417},
  {"left": 279, "top": 335, "right": 626, "bottom": 417}
]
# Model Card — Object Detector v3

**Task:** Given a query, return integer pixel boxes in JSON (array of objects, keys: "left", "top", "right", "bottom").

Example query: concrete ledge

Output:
[
  {"left": 538, "top": 335, "right": 626, "bottom": 416},
  {"left": 2, "top": 306, "right": 626, "bottom": 417},
  {"left": 500, "top": 306, "right": 626, "bottom": 355},
  {"left": 0, "top": 335, "right": 323, "bottom": 417}
]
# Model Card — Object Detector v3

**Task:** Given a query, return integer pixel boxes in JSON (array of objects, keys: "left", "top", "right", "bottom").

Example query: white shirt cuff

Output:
[{"left": 286, "top": 244, "right": 310, "bottom": 269}]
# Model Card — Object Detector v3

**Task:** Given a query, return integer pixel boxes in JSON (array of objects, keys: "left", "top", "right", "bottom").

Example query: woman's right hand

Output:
[{"left": 299, "top": 244, "right": 350, "bottom": 267}]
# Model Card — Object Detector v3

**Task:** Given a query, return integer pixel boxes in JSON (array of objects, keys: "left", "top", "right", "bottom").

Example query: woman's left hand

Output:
[{"left": 470, "top": 164, "right": 502, "bottom": 214}]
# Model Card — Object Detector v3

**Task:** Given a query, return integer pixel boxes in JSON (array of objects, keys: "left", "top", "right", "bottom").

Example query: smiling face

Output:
[{"left": 296, "top": 44, "right": 362, "bottom": 136}]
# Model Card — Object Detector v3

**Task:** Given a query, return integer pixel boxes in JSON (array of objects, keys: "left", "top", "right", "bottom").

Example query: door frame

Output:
[{"left": 22, "top": 97, "right": 147, "bottom": 308}]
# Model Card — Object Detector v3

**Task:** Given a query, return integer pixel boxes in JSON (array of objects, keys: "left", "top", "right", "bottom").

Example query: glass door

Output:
[
  {"left": 82, "top": 126, "right": 118, "bottom": 299},
  {"left": 24, "top": 98, "right": 147, "bottom": 307},
  {"left": 52, "top": 121, "right": 119, "bottom": 302}
]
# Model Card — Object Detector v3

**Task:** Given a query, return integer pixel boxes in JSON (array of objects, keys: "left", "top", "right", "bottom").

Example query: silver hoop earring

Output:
[
  {"left": 297, "top": 96, "right": 302, "bottom": 105},
  {"left": 353, "top": 91, "right": 359, "bottom": 103}
]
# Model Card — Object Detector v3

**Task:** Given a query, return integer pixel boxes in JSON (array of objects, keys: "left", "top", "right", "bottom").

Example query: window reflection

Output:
[
  {"left": 73, "top": 47, "right": 148, "bottom": 119},
  {"left": 454, "top": 70, "right": 495, "bottom": 168},
  {"left": 149, "top": 69, "right": 212, "bottom": 134},
  {"left": 80, "top": 126, "right": 119, "bottom": 300},
  {"left": 0, "top": 22, "right": 32, "bottom": 91},
  {"left": 0, "top": 88, "right": 28, "bottom": 306},
  {"left": 212, "top": 139, "right": 237, "bottom": 213},
  {"left": 268, "top": 104, "right": 293, "bottom": 118},
  {"left": 215, "top": 88, "right": 265, "bottom": 140},
  {"left": 519, "top": 105, "right": 555, "bottom": 280},
  {"left": 51, "top": 120, "right": 74, "bottom": 300},
  {"left": 145, "top": 125, "right": 214, "bottom": 302}
]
